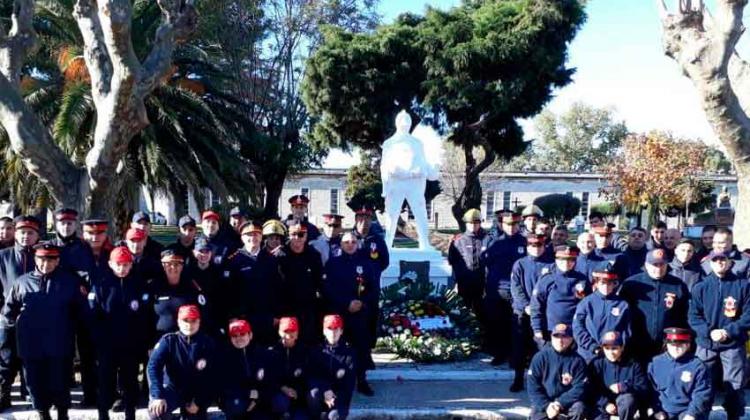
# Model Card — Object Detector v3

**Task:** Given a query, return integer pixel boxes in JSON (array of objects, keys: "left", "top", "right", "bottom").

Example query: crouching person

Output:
[
  {"left": 269, "top": 317, "right": 311, "bottom": 419},
  {"left": 308, "top": 315, "right": 356, "bottom": 420},
  {"left": 147, "top": 304, "right": 218, "bottom": 419},
  {"left": 648, "top": 328, "right": 712, "bottom": 420},
  {"left": 527, "top": 323, "right": 586, "bottom": 420},
  {"left": 588, "top": 331, "right": 647, "bottom": 420},
  {"left": 222, "top": 319, "right": 274, "bottom": 419}
]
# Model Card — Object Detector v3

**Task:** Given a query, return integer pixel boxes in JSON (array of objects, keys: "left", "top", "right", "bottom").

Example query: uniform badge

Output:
[
  {"left": 356, "top": 266, "right": 363, "bottom": 275},
  {"left": 87, "top": 292, "right": 95, "bottom": 301},
  {"left": 611, "top": 307, "right": 620, "bottom": 317},
  {"left": 356, "top": 266, "right": 365, "bottom": 295},
  {"left": 336, "top": 368, "right": 346, "bottom": 379},
  {"left": 574, "top": 282, "right": 586, "bottom": 299},
  {"left": 517, "top": 246, "right": 525, "bottom": 255},
  {"left": 196, "top": 359, "right": 207, "bottom": 371},
  {"left": 664, "top": 293, "right": 675, "bottom": 309},
  {"left": 198, "top": 294, "right": 207, "bottom": 306},
  {"left": 561, "top": 372, "right": 573, "bottom": 386},
  {"left": 142, "top": 293, "right": 149, "bottom": 301},
  {"left": 541, "top": 267, "right": 549, "bottom": 276},
  {"left": 257, "top": 368, "right": 264, "bottom": 381},
  {"left": 213, "top": 256, "right": 223, "bottom": 265},
  {"left": 223, "top": 271, "right": 230, "bottom": 278},
  {"left": 130, "top": 300, "right": 139, "bottom": 311},
  {"left": 294, "top": 368, "right": 302, "bottom": 377},
  {"left": 370, "top": 242, "right": 379, "bottom": 260},
  {"left": 724, "top": 296, "right": 737, "bottom": 318},
  {"left": 249, "top": 390, "right": 259, "bottom": 400},
  {"left": 680, "top": 371, "right": 692, "bottom": 383}
]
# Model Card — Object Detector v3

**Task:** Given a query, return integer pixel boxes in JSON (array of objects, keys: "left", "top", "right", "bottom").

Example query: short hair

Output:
[
  {"left": 653, "top": 221, "right": 667, "bottom": 230},
  {"left": 588, "top": 211, "right": 604, "bottom": 221},
  {"left": 701, "top": 225, "right": 717, "bottom": 235},
  {"left": 537, "top": 218, "right": 551, "bottom": 225},
  {"left": 552, "top": 225, "right": 568, "bottom": 232},
  {"left": 0, "top": 217, "right": 12, "bottom": 224},
  {"left": 715, "top": 227, "right": 733, "bottom": 237},
  {"left": 629, "top": 227, "right": 647, "bottom": 234}
]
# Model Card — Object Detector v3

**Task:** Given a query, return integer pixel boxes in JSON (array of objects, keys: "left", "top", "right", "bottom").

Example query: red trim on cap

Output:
[
  {"left": 201, "top": 211, "right": 220, "bottom": 221},
  {"left": 177, "top": 305, "right": 200, "bottom": 320},
  {"left": 35, "top": 248, "right": 60, "bottom": 257},
  {"left": 15, "top": 221, "right": 39, "bottom": 231},
  {"left": 592, "top": 272, "right": 619, "bottom": 280},
  {"left": 228, "top": 320, "right": 251, "bottom": 336},
  {"left": 665, "top": 333, "right": 691, "bottom": 341},
  {"left": 55, "top": 211, "right": 77, "bottom": 221}
]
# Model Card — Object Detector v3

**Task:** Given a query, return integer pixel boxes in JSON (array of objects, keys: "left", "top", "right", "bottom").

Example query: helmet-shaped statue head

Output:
[{"left": 395, "top": 110, "right": 412, "bottom": 134}]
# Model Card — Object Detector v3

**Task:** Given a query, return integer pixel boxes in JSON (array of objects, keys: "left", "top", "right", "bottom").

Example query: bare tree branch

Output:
[
  {"left": 73, "top": 0, "right": 113, "bottom": 99},
  {"left": 0, "top": 0, "right": 36, "bottom": 84},
  {"left": 97, "top": 0, "right": 141, "bottom": 96}
]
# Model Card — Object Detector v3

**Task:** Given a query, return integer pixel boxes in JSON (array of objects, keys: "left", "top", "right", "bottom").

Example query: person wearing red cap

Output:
[
  {"left": 647, "top": 328, "right": 712, "bottom": 420},
  {"left": 124, "top": 227, "right": 162, "bottom": 290},
  {"left": 150, "top": 247, "right": 202, "bottom": 340},
  {"left": 479, "top": 209, "right": 527, "bottom": 365},
  {"left": 88, "top": 246, "right": 150, "bottom": 420},
  {"left": 308, "top": 314, "right": 355, "bottom": 419},
  {"left": 221, "top": 319, "right": 275, "bottom": 419},
  {"left": 226, "top": 221, "right": 282, "bottom": 346},
  {"left": 268, "top": 316, "right": 311, "bottom": 418},
  {"left": 322, "top": 232, "right": 377, "bottom": 396},
  {"left": 530, "top": 246, "right": 589, "bottom": 349},
  {"left": 276, "top": 220, "right": 323, "bottom": 345},
  {"left": 147, "top": 304, "right": 218, "bottom": 420},
  {"left": 197, "top": 210, "right": 237, "bottom": 267},
  {"left": 130, "top": 211, "right": 164, "bottom": 263},
  {"left": 2, "top": 243, "right": 87, "bottom": 420},
  {"left": 0, "top": 217, "right": 14, "bottom": 250},
  {"left": 285, "top": 195, "right": 321, "bottom": 242},
  {"left": 0, "top": 215, "right": 41, "bottom": 409}
]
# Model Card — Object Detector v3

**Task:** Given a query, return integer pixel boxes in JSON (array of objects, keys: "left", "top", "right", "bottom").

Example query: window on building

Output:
[
  {"left": 485, "top": 191, "right": 495, "bottom": 219},
  {"left": 301, "top": 187, "right": 309, "bottom": 198},
  {"left": 581, "top": 192, "right": 590, "bottom": 217},
  {"left": 208, "top": 189, "right": 221, "bottom": 207},
  {"left": 502, "top": 191, "right": 511, "bottom": 210},
  {"left": 329, "top": 189, "right": 338, "bottom": 214},
  {"left": 426, "top": 199, "right": 433, "bottom": 221}
]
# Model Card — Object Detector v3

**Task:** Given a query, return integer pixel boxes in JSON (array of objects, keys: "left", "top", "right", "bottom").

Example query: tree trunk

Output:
[
  {"left": 263, "top": 169, "right": 288, "bottom": 219},
  {"left": 451, "top": 144, "right": 495, "bottom": 232}
]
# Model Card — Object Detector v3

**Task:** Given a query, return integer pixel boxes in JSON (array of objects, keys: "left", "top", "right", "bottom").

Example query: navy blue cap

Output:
[
  {"left": 646, "top": 249, "right": 668, "bottom": 265},
  {"left": 600, "top": 331, "right": 623, "bottom": 346},
  {"left": 229, "top": 206, "right": 246, "bottom": 218},
  {"left": 551, "top": 323, "right": 573, "bottom": 337},
  {"left": 131, "top": 211, "right": 150, "bottom": 224},
  {"left": 178, "top": 215, "right": 196, "bottom": 228},
  {"left": 194, "top": 237, "right": 211, "bottom": 251}
]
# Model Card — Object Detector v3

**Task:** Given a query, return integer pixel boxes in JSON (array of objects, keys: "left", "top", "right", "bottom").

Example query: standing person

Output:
[
  {"left": 172, "top": 215, "right": 197, "bottom": 261},
  {"left": 700, "top": 227, "right": 750, "bottom": 278},
  {"left": 147, "top": 305, "right": 218, "bottom": 420},
  {"left": 619, "top": 249, "right": 689, "bottom": 363},
  {"left": 689, "top": 251, "right": 750, "bottom": 420},
  {"left": 588, "top": 331, "right": 648, "bottom": 420},
  {"left": 125, "top": 227, "right": 162, "bottom": 285},
  {"left": 448, "top": 209, "right": 487, "bottom": 314},
  {"left": 198, "top": 210, "right": 236, "bottom": 266},
  {"left": 130, "top": 211, "right": 164, "bottom": 262},
  {"left": 226, "top": 207, "right": 246, "bottom": 251},
  {"left": 550, "top": 226, "right": 569, "bottom": 248},
  {"left": 150, "top": 248, "right": 200, "bottom": 341},
  {"left": 530, "top": 246, "right": 589, "bottom": 350},
  {"left": 662, "top": 228, "right": 681, "bottom": 261},
  {"left": 694, "top": 225, "right": 716, "bottom": 262},
  {"left": 574, "top": 232, "right": 602, "bottom": 281},
  {"left": 0, "top": 217, "right": 14, "bottom": 250},
  {"left": 592, "top": 226, "right": 627, "bottom": 281},
  {"left": 0, "top": 215, "right": 41, "bottom": 409},
  {"left": 509, "top": 234, "right": 553, "bottom": 392},
  {"left": 669, "top": 238, "right": 702, "bottom": 292},
  {"left": 307, "top": 314, "right": 356, "bottom": 420},
  {"left": 186, "top": 237, "right": 228, "bottom": 338},
  {"left": 3, "top": 243, "right": 87, "bottom": 420},
  {"left": 480, "top": 210, "right": 527, "bottom": 365},
  {"left": 285, "top": 195, "right": 321, "bottom": 242},
  {"left": 262, "top": 219, "right": 287, "bottom": 257},
  {"left": 647, "top": 222, "right": 667, "bottom": 251},
  {"left": 647, "top": 328, "right": 712, "bottom": 420},
  {"left": 88, "top": 246, "right": 150, "bottom": 420},
  {"left": 622, "top": 227, "right": 648, "bottom": 278},
  {"left": 277, "top": 221, "right": 323, "bottom": 344},
  {"left": 269, "top": 317, "right": 311, "bottom": 419},
  {"left": 310, "top": 214, "right": 344, "bottom": 266},
  {"left": 526, "top": 324, "right": 587, "bottom": 420},
  {"left": 51, "top": 208, "right": 93, "bottom": 274},
  {"left": 521, "top": 205, "right": 543, "bottom": 237},
  {"left": 323, "top": 232, "right": 378, "bottom": 396},
  {"left": 81, "top": 219, "right": 113, "bottom": 287}
]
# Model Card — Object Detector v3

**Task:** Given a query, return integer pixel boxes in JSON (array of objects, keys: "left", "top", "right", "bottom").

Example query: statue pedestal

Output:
[{"left": 381, "top": 247, "right": 452, "bottom": 288}]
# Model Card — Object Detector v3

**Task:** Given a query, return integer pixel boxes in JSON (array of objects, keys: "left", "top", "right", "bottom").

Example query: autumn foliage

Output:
[{"left": 603, "top": 131, "right": 707, "bottom": 216}]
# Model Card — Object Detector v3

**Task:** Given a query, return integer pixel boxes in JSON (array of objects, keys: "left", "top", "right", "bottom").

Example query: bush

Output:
[
  {"left": 590, "top": 202, "right": 621, "bottom": 217},
  {"left": 533, "top": 194, "right": 581, "bottom": 224}
]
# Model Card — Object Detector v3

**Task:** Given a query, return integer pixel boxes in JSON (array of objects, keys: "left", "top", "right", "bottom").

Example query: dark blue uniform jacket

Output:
[{"left": 689, "top": 271, "right": 750, "bottom": 351}]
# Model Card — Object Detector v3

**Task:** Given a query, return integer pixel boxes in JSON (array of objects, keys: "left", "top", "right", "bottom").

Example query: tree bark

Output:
[
  {"left": 658, "top": 0, "right": 750, "bottom": 247},
  {"left": 263, "top": 169, "right": 288, "bottom": 219},
  {"left": 451, "top": 143, "right": 495, "bottom": 232}
]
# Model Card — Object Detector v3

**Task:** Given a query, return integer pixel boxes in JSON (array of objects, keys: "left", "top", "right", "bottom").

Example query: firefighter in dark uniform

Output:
[
  {"left": 575, "top": 232, "right": 603, "bottom": 281},
  {"left": 147, "top": 304, "right": 218, "bottom": 420},
  {"left": 323, "top": 232, "right": 377, "bottom": 396},
  {"left": 226, "top": 221, "right": 282, "bottom": 346},
  {"left": 285, "top": 195, "right": 321, "bottom": 242},
  {"left": 669, "top": 238, "right": 702, "bottom": 292},
  {"left": 0, "top": 215, "right": 40, "bottom": 409},
  {"left": 689, "top": 250, "right": 750, "bottom": 420},
  {"left": 186, "top": 237, "right": 229, "bottom": 338},
  {"left": 588, "top": 331, "right": 648, "bottom": 420},
  {"left": 51, "top": 208, "right": 94, "bottom": 274},
  {"left": 480, "top": 210, "right": 527, "bottom": 365},
  {"left": 308, "top": 314, "right": 356, "bottom": 420},
  {"left": 131, "top": 211, "right": 164, "bottom": 262},
  {"left": 592, "top": 226, "right": 628, "bottom": 281},
  {"left": 227, "top": 207, "right": 247, "bottom": 251},
  {"left": 277, "top": 221, "right": 323, "bottom": 344},
  {"left": 700, "top": 227, "right": 750, "bottom": 279},
  {"left": 0, "top": 217, "right": 14, "bottom": 250},
  {"left": 521, "top": 205, "right": 543, "bottom": 238},
  {"left": 88, "top": 246, "right": 151, "bottom": 420},
  {"left": 530, "top": 246, "right": 589, "bottom": 350},
  {"left": 647, "top": 328, "right": 712, "bottom": 420},
  {"left": 221, "top": 319, "right": 274, "bottom": 419},
  {"left": 526, "top": 323, "right": 587, "bottom": 420},
  {"left": 619, "top": 249, "right": 689, "bottom": 364},
  {"left": 509, "top": 233, "right": 553, "bottom": 392},
  {"left": 448, "top": 209, "right": 487, "bottom": 315},
  {"left": 622, "top": 227, "right": 648, "bottom": 278},
  {"left": 81, "top": 219, "right": 114, "bottom": 287},
  {"left": 269, "top": 317, "right": 311, "bottom": 419},
  {"left": 263, "top": 219, "right": 287, "bottom": 257},
  {"left": 198, "top": 210, "right": 237, "bottom": 266},
  {"left": 3, "top": 243, "right": 87, "bottom": 420},
  {"left": 310, "top": 214, "right": 344, "bottom": 266},
  {"left": 572, "top": 266, "right": 631, "bottom": 363},
  {"left": 125, "top": 227, "right": 162, "bottom": 294},
  {"left": 150, "top": 248, "right": 200, "bottom": 342},
  {"left": 172, "top": 215, "right": 197, "bottom": 262},
  {"left": 694, "top": 225, "right": 716, "bottom": 263}
]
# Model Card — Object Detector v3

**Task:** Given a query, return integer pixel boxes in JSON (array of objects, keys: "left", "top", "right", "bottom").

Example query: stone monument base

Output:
[{"left": 381, "top": 247, "right": 452, "bottom": 289}]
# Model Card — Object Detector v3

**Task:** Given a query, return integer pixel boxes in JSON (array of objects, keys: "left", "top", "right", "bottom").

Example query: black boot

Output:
[
  {"left": 36, "top": 410, "right": 52, "bottom": 420},
  {"left": 98, "top": 408, "right": 111, "bottom": 420},
  {"left": 56, "top": 408, "right": 69, "bottom": 420},
  {"left": 0, "top": 392, "right": 11, "bottom": 412},
  {"left": 356, "top": 378, "right": 374, "bottom": 396},
  {"left": 509, "top": 369, "right": 524, "bottom": 392}
]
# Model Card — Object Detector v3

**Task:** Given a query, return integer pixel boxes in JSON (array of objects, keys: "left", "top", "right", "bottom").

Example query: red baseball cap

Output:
[
  {"left": 201, "top": 210, "right": 220, "bottom": 222},
  {"left": 279, "top": 317, "right": 299, "bottom": 333},
  {"left": 323, "top": 314, "right": 344, "bottom": 330},
  {"left": 228, "top": 319, "right": 251, "bottom": 337},
  {"left": 109, "top": 246, "right": 134, "bottom": 264},
  {"left": 177, "top": 304, "right": 201, "bottom": 321},
  {"left": 125, "top": 228, "right": 146, "bottom": 242}
]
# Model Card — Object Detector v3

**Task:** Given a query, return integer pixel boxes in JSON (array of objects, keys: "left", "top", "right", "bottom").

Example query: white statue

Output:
[{"left": 380, "top": 110, "right": 442, "bottom": 250}]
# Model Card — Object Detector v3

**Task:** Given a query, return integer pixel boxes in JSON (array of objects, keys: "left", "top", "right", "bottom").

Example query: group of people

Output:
[
  {"left": 0, "top": 194, "right": 389, "bottom": 420},
  {"left": 449, "top": 205, "right": 750, "bottom": 420}
]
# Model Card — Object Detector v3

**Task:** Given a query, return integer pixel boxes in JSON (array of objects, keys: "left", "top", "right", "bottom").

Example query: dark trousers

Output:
[
  {"left": 307, "top": 386, "right": 352, "bottom": 420},
  {"left": 148, "top": 385, "right": 208, "bottom": 420},
  {"left": 97, "top": 350, "right": 139, "bottom": 420},
  {"left": 223, "top": 392, "right": 272, "bottom": 420},
  {"left": 530, "top": 401, "right": 585, "bottom": 420},
  {"left": 0, "top": 327, "right": 20, "bottom": 397},
  {"left": 593, "top": 393, "right": 637, "bottom": 420},
  {"left": 481, "top": 290, "right": 512, "bottom": 360},
  {"left": 76, "top": 327, "right": 97, "bottom": 402},
  {"left": 455, "top": 274, "right": 483, "bottom": 315},
  {"left": 696, "top": 345, "right": 745, "bottom": 419},
  {"left": 510, "top": 311, "right": 535, "bottom": 371},
  {"left": 271, "top": 391, "right": 309, "bottom": 420},
  {"left": 23, "top": 357, "right": 71, "bottom": 412},
  {"left": 342, "top": 313, "right": 374, "bottom": 380}
]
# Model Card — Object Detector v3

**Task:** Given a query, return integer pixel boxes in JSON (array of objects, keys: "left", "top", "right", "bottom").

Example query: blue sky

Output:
[{"left": 324, "top": 0, "right": 743, "bottom": 167}]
